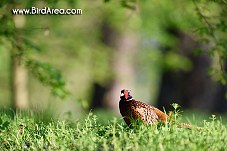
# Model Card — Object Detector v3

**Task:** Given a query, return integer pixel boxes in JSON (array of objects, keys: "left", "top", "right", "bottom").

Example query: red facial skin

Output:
[{"left": 124, "top": 90, "right": 129, "bottom": 100}]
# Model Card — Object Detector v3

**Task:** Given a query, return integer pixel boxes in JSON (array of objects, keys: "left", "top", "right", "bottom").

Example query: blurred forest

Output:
[{"left": 0, "top": 0, "right": 227, "bottom": 118}]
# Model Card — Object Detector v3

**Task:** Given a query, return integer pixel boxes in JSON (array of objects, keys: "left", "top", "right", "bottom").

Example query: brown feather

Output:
[
  {"left": 119, "top": 89, "right": 202, "bottom": 129},
  {"left": 119, "top": 98, "right": 161, "bottom": 126}
]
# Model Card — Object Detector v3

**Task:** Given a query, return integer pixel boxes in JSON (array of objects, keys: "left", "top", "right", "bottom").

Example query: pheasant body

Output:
[
  {"left": 119, "top": 98, "right": 159, "bottom": 126},
  {"left": 119, "top": 89, "right": 169, "bottom": 127},
  {"left": 119, "top": 89, "right": 200, "bottom": 129}
]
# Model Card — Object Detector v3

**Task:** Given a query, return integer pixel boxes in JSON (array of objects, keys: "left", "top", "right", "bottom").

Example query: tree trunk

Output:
[
  {"left": 104, "top": 32, "right": 138, "bottom": 111},
  {"left": 11, "top": 53, "right": 28, "bottom": 110},
  {"left": 90, "top": 17, "right": 139, "bottom": 111},
  {"left": 156, "top": 28, "right": 219, "bottom": 112}
]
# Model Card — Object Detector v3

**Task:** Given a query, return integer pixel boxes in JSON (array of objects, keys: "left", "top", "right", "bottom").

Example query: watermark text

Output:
[{"left": 12, "top": 7, "right": 82, "bottom": 15}]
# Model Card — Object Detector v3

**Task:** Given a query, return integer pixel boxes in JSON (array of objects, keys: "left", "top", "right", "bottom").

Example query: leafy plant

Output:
[
  {"left": 193, "top": 0, "right": 227, "bottom": 85},
  {"left": 0, "top": 0, "right": 70, "bottom": 108},
  {"left": 170, "top": 103, "right": 182, "bottom": 122},
  {"left": 0, "top": 117, "right": 10, "bottom": 131},
  {"left": 1, "top": 111, "right": 227, "bottom": 150},
  {"left": 25, "top": 59, "right": 68, "bottom": 98}
]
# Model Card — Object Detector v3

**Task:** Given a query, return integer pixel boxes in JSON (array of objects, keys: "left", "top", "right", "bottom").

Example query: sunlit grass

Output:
[{"left": 0, "top": 110, "right": 227, "bottom": 150}]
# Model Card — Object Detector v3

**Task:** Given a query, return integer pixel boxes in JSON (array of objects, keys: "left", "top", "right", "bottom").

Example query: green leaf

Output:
[
  {"left": 2, "top": 121, "right": 9, "bottom": 129},
  {"left": 104, "top": 0, "right": 110, "bottom": 2},
  {"left": 121, "top": 0, "right": 136, "bottom": 10},
  {"left": 220, "top": 72, "right": 227, "bottom": 85},
  {"left": 193, "top": 49, "right": 204, "bottom": 56},
  {"left": 25, "top": 59, "right": 69, "bottom": 99},
  {"left": 0, "top": 0, "right": 7, "bottom": 8},
  {"left": 22, "top": 38, "right": 41, "bottom": 52}
]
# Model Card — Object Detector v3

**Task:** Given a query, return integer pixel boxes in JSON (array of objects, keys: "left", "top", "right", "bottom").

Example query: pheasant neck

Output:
[{"left": 125, "top": 97, "right": 133, "bottom": 101}]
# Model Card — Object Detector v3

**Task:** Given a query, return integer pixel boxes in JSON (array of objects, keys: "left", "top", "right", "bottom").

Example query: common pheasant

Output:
[{"left": 119, "top": 89, "right": 197, "bottom": 129}]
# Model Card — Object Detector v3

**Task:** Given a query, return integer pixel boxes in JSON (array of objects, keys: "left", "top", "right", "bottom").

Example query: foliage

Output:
[
  {"left": 0, "top": 0, "right": 69, "bottom": 100},
  {"left": 25, "top": 59, "right": 68, "bottom": 98},
  {"left": 170, "top": 103, "right": 182, "bottom": 122},
  {"left": 1, "top": 0, "right": 227, "bottom": 110},
  {"left": 111, "top": 0, "right": 227, "bottom": 85},
  {"left": 193, "top": 0, "right": 227, "bottom": 85},
  {"left": 0, "top": 111, "right": 227, "bottom": 150},
  {"left": 104, "top": 0, "right": 137, "bottom": 10}
]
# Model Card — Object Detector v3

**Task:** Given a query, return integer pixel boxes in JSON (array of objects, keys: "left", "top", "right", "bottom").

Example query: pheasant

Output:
[{"left": 119, "top": 89, "right": 199, "bottom": 129}]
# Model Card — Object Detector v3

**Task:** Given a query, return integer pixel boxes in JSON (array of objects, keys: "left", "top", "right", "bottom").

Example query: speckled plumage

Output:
[
  {"left": 119, "top": 89, "right": 202, "bottom": 129},
  {"left": 119, "top": 89, "right": 169, "bottom": 127}
]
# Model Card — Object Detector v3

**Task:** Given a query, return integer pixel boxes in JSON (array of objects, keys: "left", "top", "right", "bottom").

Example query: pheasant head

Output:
[{"left": 120, "top": 89, "right": 133, "bottom": 101}]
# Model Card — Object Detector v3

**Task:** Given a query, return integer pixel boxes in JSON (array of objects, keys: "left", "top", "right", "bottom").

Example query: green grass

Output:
[{"left": 0, "top": 110, "right": 227, "bottom": 151}]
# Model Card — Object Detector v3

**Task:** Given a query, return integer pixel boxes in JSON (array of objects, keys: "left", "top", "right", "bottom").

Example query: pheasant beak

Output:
[{"left": 120, "top": 93, "right": 124, "bottom": 97}]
